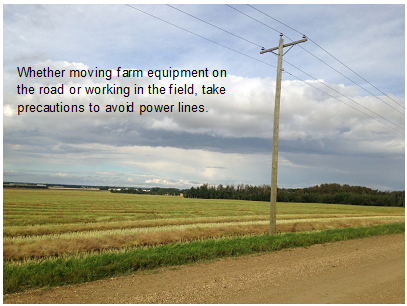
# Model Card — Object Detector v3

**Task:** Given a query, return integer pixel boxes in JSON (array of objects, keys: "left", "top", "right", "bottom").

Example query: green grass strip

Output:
[{"left": 4, "top": 222, "right": 404, "bottom": 294}]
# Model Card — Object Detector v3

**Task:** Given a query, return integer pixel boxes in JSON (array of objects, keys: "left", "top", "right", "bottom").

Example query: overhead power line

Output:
[
  {"left": 247, "top": 4, "right": 305, "bottom": 36},
  {"left": 306, "top": 37, "right": 405, "bottom": 109},
  {"left": 245, "top": 4, "right": 405, "bottom": 111},
  {"left": 125, "top": 4, "right": 276, "bottom": 69},
  {"left": 166, "top": 4, "right": 263, "bottom": 48},
  {"left": 125, "top": 4, "right": 404, "bottom": 134},
  {"left": 282, "top": 60, "right": 405, "bottom": 131},
  {"left": 167, "top": 4, "right": 404, "bottom": 132},
  {"left": 225, "top": 4, "right": 280, "bottom": 35},
  {"left": 296, "top": 42, "right": 404, "bottom": 115},
  {"left": 284, "top": 71, "right": 404, "bottom": 134},
  {"left": 228, "top": 5, "right": 405, "bottom": 116},
  {"left": 248, "top": 4, "right": 306, "bottom": 36}
]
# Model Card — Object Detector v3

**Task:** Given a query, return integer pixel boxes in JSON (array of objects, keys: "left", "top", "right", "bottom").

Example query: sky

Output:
[{"left": 3, "top": 4, "right": 405, "bottom": 191}]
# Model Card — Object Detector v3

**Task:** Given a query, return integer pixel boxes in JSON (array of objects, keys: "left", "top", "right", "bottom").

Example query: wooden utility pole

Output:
[{"left": 260, "top": 34, "right": 307, "bottom": 235}]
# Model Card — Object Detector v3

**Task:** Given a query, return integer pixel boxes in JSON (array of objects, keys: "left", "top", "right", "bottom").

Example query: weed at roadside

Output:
[{"left": 4, "top": 222, "right": 404, "bottom": 294}]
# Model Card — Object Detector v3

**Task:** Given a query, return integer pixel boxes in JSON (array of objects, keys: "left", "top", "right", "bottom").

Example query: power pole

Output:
[{"left": 260, "top": 34, "right": 307, "bottom": 235}]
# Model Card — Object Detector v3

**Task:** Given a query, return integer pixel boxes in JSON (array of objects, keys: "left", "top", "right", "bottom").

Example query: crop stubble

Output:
[{"left": 4, "top": 189, "right": 405, "bottom": 263}]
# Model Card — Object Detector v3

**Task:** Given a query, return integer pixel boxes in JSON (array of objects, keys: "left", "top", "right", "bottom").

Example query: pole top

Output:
[{"left": 280, "top": 33, "right": 283, "bottom": 37}]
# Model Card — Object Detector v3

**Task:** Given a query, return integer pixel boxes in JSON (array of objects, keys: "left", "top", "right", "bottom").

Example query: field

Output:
[{"left": 3, "top": 188, "right": 405, "bottom": 294}]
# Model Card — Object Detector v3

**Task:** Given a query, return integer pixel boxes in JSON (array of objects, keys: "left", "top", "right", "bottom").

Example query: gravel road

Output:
[{"left": 4, "top": 233, "right": 405, "bottom": 304}]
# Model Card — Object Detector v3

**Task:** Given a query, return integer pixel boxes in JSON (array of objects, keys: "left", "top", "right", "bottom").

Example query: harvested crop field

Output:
[
  {"left": 3, "top": 188, "right": 405, "bottom": 294},
  {"left": 4, "top": 189, "right": 404, "bottom": 261}
]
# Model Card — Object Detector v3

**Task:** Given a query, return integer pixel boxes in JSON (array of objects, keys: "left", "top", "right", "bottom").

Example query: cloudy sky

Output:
[{"left": 3, "top": 4, "right": 405, "bottom": 190}]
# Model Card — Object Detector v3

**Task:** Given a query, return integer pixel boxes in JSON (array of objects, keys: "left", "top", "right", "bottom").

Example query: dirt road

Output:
[{"left": 4, "top": 233, "right": 405, "bottom": 304}]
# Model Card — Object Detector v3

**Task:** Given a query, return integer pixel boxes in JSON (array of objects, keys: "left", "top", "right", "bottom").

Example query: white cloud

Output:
[
  {"left": 3, "top": 105, "right": 14, "bottom": 117},
  {"left": 5, "top": 59, "right": 404, "bottom": 149}
]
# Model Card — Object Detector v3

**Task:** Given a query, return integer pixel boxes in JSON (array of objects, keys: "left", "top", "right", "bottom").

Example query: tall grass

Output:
[
  {"left": 4, "top": 216, "right": 404, "bottom": 261},
  {"left": 7, "top": 216, "right": 402, "bottom": 243},
  {"left": 4, "top": 222, "right": 404, "bottom": 294}
]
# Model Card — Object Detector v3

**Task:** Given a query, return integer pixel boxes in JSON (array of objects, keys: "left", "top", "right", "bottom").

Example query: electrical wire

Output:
[
  {"left": 284, "top": 71, "right": 404, "bottom": 134},
  {"left": 225, "top": 4, "right": 281, "bottom": 35},
  {"left": 125, "top": 4, "right": 404, "bottom": 134},
  {"left": 166, "top": 4, "right": 263, "bottom": 48},
  {"left": 246, "top": 4, "right": 405, "bottom": 111},
  {"left": 296, "top": 42, "right": 404, "bottom": 115},
  {"left": 246, "top": 4, "right": 304, "bottom": 36},
  {"left": 307, "top": 37, "right": 404, "bottom": 109},
  {"left": 125, "top": 4, "right": 276, "bottom": 69},
  {"left": 282, "top": 61, "right": 405, "bottom": 131},
  {"left": 166, "top": 4, "right": 404, "bottom": 132}
]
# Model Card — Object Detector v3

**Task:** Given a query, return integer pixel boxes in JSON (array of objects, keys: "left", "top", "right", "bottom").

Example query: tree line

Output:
[{"left": 182, "top": 183, "right": 405, "bottom": 207}]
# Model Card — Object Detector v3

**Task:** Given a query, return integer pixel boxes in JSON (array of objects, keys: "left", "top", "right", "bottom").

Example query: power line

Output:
[
  {"left": 247, "top": 4, "right": 304, "bottom": 36},
  {"left": 167, "top": 4, "right": 404, "bottom": 131},
  {"left": 225, "top": 4, "right": 281, "bottom": 35},
  {"left": 166, "top": 4, "right": 263, "bottom": 48},
  {"left": 284, "top": 71, "right": 404, "bottom": 135},
  {"left": 307, "top": 37, "right": 405, "bottom": 109},
  {"left": 296, "top": 42, "right": 404, "bottom": 116},
  {"left": 246, "top": 4, "right": 405, "bottom": 111},
  {"left": 125, "top": 4, "right": 276, "bottom": 69},
  {"left": 125, "top": 4, "right": 404, "bottom": 134},
  {"left": 231, "top": 5, "right": 405, "bottom": 116},
  {"left": 282, "top": 61, "right": 405, "bottom": 131}
]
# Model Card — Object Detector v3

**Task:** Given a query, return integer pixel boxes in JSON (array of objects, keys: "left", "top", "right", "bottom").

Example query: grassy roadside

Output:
[{"left": 4, "top": 222, "right": 404, "bottom": 295}]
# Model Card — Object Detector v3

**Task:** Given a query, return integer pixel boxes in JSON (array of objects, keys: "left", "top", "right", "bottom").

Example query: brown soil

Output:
[{"left": 4, "top": 233, "right": 405, "bottom": 304}]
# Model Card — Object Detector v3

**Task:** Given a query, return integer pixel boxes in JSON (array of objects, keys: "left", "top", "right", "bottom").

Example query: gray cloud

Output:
[{"left": 3, "top": 4, "right": 405, "bottom": 190}]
